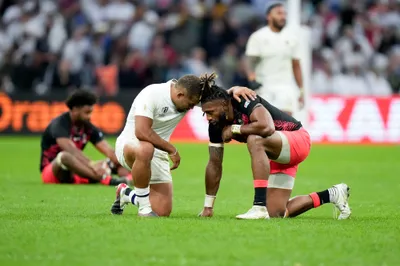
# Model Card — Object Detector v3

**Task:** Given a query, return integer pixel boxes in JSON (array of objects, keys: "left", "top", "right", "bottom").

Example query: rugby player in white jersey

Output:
[
  {"left": 245, "top": 1, "right": 304, "bottom": 116},
  {"left": 110, "top": 74, "right": 256, "bottom": 217}
]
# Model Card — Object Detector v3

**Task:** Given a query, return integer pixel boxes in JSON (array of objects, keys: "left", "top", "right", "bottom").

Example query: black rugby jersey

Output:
[
  {"left": 209, "top": 96, "right": 302, "bottom": 144},
  {"left": 40, "top": 112, "right": 104, "bottom": 171}
]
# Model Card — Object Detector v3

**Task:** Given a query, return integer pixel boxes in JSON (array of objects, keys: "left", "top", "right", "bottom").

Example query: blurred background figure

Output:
[
  {"left": 0, "top": 0, "right": 398, "bottom": 96},
  {"left": 244, "top": 1, "right": 305, "bottom": 116}
]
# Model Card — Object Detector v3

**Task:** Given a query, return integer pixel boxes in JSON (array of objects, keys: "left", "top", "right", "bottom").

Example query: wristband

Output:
[
  {"left": 169, "top": 148, "right": 178, "bottom": 156},
  {"left": 204, "top": 194, "right": 216, "bottom": 208},
  {"left": 299, "top": 88, "right": 305, "bottom": 96},
  {"left": 231, "top": 124, "right": 241, "bottom": 134}
]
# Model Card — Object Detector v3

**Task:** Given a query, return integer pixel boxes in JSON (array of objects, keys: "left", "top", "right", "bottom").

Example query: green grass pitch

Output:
[{"left": 0, "top": 136, "right": 399, "bottom": 266}]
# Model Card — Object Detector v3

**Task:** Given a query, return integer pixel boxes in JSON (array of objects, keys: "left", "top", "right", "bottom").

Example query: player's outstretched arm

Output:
[
  {"left": 135, "top": 116, "right": 180, "bottom": 170},
  {"left": 199, "top": 145, "right": 224, "bottom": 217},
  {"left": 205, "top": 145, "right": 224, "bottom": 195}
]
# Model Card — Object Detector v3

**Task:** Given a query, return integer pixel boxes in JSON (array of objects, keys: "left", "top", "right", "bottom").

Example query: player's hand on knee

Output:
[
  {"left": 93, "top": 166, "right": 108, "bottom": 179},
  {"left": 198, "top": 207, "right": 213, "bottom": 218},
  {"left": 222, "top": 126, "right": 233, "bottom": 142},
  {"left": 90, "top": 160, "right": 110, "bottom": 179},
  {"left": 228, "top": 86, "right": 257, "bottom": 102},
  {"left": 169, "top": 148, "right": 181, "bottom": 170}
]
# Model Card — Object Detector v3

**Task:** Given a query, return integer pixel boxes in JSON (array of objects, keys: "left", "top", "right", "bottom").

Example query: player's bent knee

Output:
[
  {"left": 246, "top": 135, "right": 264, "bottom": 152},
  {"left": 151, "top": 200, "right": 172, "bottom": 217},
  {"left": 150, "top": 182, "right": 172, "bottom": 217},
  {"left": 155, "top": 207, "right": 172, "bottom": 217},
  {"left": 57, "top": 151, "right": 73, "bottom": 170},
  {"left": 136, "top": 142, "right": 155, "bottom": 162}
]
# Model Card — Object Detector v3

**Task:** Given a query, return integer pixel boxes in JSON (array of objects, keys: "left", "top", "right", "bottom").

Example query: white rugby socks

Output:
[
  {"left": 134, "top": 187, "right": 152, "bottom": 214},
  {"left": 123, "top": 186, "right": 152, "bottom": 214}
]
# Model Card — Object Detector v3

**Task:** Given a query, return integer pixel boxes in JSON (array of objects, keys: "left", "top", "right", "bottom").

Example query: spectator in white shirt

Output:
[
  {"left": 60, "top": 26, "right": 90, "bottom": 86},
  {"left": 366, "top": 54, "right": 392, "bottom": 96},
  {"left": 128, "top": 9, "right": 159, "bottom": 54}
]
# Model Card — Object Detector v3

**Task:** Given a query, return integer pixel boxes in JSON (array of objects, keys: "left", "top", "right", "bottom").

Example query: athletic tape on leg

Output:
[
  {"left": 56, "top": 152, "right": 68, "bottom": 170},
  {"left": 268, "top": 173, "right": 295, "bottom": 189}
]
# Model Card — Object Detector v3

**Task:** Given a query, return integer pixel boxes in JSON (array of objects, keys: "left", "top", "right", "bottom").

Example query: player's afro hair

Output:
[{"left": 65, "top": 90, "right": 98, "bottom": 110}]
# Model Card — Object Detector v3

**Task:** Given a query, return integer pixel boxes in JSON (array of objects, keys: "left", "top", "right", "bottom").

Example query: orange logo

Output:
[{"left": 0, "top": 93, "right": 125, "bottom": 134}]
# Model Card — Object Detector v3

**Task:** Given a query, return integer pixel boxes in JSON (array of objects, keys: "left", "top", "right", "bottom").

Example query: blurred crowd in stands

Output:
[{"left": 0, "top": 0, "right": 399, "bottom": 96}]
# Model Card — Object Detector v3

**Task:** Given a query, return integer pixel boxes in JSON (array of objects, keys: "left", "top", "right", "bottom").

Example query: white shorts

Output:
[
  {"left": 260, "top": 86, "right": 298, "bottom": 114},
  {"left": 115, "top": 136, "right": 172, "bottom": 184}
]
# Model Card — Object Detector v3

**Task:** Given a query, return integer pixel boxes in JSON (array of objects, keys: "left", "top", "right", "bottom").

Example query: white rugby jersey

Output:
[
  {"left": 119, "top": 80, "right": 186, "bottom": 141},
  {"left": 245, "top": 26, "right": 300, "bottom": 89}
]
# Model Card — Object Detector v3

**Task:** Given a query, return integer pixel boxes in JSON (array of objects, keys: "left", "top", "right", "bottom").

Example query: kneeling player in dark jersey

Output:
[
  {"left": 40, "top": 90, "right": 130, "bottom": 185},
  {"left": 198, "top": 85, "right": 351, "bottom": 220}
]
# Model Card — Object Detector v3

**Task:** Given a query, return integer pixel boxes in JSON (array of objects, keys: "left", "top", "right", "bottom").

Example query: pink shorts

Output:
[
  {"left": 270, "top": 127, "right": 311, "bottom": 178},
  {"left": 41, "top": 163, "right": 90, "bottom": 184}
]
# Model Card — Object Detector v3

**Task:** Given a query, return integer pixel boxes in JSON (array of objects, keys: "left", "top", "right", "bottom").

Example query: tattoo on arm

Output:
[
  {"left": 205, "top": 146, "right": 224, "bottom": 196},
  {"left": 246, "top": 56, "right": 261, "bottom": 75},
  {"left": 209, "top": 146, "right": 224, "bottom": 162}
]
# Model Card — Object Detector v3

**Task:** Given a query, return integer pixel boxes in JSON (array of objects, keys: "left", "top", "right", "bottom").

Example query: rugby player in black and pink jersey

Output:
[
  {"left": 40, "top": 90, "right": 130, "bottom": 185},
  {"left": 197, "top": 79, "right": 351, "bottom": 220}
]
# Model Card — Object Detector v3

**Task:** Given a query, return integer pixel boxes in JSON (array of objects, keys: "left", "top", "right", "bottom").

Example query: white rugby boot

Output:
[
  {"left": 236, "top": 206, "right": 270, "bottom": 220},
  {"left": 330, "top": 183, "right": 351, "bottom": 220}
]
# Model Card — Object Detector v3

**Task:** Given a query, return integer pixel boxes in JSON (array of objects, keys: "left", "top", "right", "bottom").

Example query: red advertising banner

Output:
[
  {"left": 2, "top": 92, "right": 399, "bottom": 144},
  {"left": 171, "top": 96, "right": 400, "bottom": 144}
]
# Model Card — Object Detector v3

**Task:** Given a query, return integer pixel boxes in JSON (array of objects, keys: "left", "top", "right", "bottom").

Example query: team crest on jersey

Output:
[
  {"left": 160, "top": 107, "right": 169, "bottom": 115},
  {"left": 244, "top": 100, "right": 251, "bottom": 108}
]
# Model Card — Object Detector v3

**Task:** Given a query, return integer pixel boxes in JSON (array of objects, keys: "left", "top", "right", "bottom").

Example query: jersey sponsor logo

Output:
[
  {"left": 72, "top": 133, "right": 87, "bottom": 144},
  {"left": 244, "top": 101, "right": 251, "bottom": 108},
  {"left": 0, "top": 93, "right": 125, "bottom": 134}
]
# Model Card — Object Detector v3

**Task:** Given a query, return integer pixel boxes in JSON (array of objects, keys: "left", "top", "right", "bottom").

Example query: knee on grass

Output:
[
  {"left": 155, "top": 208, "right": 172, "bottom": 217},
  {"left": 268, "top": 205, "right": 287, "bottom": 218},
  {"left": 152, "top": 204, "right": 172, "bottom": 217}
]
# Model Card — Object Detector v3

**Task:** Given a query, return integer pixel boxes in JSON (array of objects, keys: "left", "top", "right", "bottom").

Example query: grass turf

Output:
[{"left": 0, "top": 136, "right": 399, "bottom": 266}]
